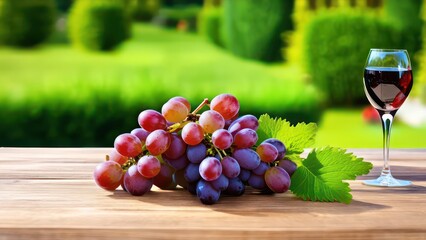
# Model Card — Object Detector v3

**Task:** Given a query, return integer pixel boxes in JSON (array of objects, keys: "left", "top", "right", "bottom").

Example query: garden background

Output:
[{"left": 0, "top": 0, "right": 425, "bottom": 148}]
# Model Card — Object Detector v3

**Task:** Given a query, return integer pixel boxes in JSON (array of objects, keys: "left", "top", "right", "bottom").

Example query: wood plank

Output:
[{"left": 0, "top": 148, "right": 426, "bottom": 239}]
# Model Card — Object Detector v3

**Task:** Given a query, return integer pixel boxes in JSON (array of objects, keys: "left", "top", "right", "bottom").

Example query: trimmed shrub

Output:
[
  {"left": 68, "top": 0, "right": 131, "bottom": 51},
  {"left": 304, "top": 10, "right": 403, "bottom": 106},
  {"left": 128, "top": 0, "right": 162, "bottom": 22},
  {"left": 197, "top": 6, "right": 223, "bottom": 46},
  {"left": 0, "top": 0, "right": 56, "bottom": 47},
  {"left": 222, "top": 0, "right": 294, "bottom": 62}
]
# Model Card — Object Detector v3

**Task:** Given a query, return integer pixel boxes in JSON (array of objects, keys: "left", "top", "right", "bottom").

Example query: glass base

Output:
[{"left": 363, "top": 175, "right": 411, "bottom": 187}]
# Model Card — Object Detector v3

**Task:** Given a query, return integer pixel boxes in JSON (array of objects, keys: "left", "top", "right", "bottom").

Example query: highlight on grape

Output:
[{"left": 93, "top": 93, "right": 294, "bottom": 205}]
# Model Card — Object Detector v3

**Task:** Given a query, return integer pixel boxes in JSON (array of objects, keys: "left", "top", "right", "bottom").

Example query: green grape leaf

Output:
[
  {"left": 257, "top": 114, "right": 317, "bottom": 166},
  {"left": 290, "top": 147, "right": 373, "bottom": 204}
]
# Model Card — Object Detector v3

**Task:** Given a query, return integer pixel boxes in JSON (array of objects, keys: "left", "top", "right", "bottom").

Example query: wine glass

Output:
[{"left": 363, "top": 49, "right": 413, "bottom": 187}]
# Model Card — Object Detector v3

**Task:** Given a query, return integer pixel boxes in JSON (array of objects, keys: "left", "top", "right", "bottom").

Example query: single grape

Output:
[
  {"left": 137, "top": 155, "right": 161, "bottom": 178},
  {"left": 232, "top": 148, "right": 261, "bottom": 170},
  {"left": 199, "top": 157, "right": 222, "bottom": 181},
  {"left": 198, "top": 110, "right": 225, "bottom": 134},
  {"left": 130, "top": 128, "right": 150, "bottom": 145},
  {"left": 223, "top": 177, "right": 245, "bottom": 196},
  {"left": 252, "top": 162, "right": 270, "bottom": 176},
  {"left": 163, "top": 154, "right": 189, "bottom": 171},
  {"left": 169, "top": 96, "right": 191, "bottom": 112},
  {"left": 123, "top": 165, "right": 153, "bottom": 196},
  {"left": 210, "top": 93, "right": 240, "bottom": 120},
  {"left": 184, "top": 163, "right": 201, "bottom": 183},
  {"left": 162, "top": 99, "right": 189, "bottom": 123},
  {"left": 264, "top": 166, "right": 291, "bottom": 193},
  {"left": 93, "top": 161, "right": 124, "bottom": 191},
  {"left": 196, "top": 180, "right": 221, "bottom": 205},
  {"left": 153, "top": 163, "right": 176, "bottom": 190},
  {"left": 163, "top": 134, "right": 187, "bottom": 159},
  {"left": 114, "top": 133, "right": 142, "bottom": 157},
  {"left": 186, "top": 143, "right": 207, "bottom": 164},
  {"left": 210, "top": 174, "right": 229, "bottom": 191},
  {"left": 264, "top": 138, "right": 286, "bottom": 160},
  {"left": 248, "top": 174, "right": 266, "bottom": 190},
  {"left": 228, "top": 115, "right": 259, "bottom": 135},
  {"left": 238, "top": 168, "right": 251, "bottom": 182},
  {"left": 181, "top": 122, "right": 204, "bottom": 145},
  {"left": 211, "top": 129, "right": 233, "bottom": 150},
  {"left": 146, "top": 129, "right": 172, "bottom": 156},
  {"left": 233, "top": 128, "right": 258, "bottom": 149},
  {"left": 278, "top": 159, "right": 297, "bottom": 177},
  {"left": 138, "top": 109, "right": 167, "bottom": 132},
  {"left": 108, "top": 148, "right": 128, "bottom": 165},
  {"left": 256, "top": 142, "right": 278, "bottom": 163},
  {"left": 221, "top": 156, "right": 240, "bottom": 179}
]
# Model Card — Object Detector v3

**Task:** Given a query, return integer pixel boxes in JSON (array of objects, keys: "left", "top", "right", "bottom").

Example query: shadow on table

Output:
[{"left": 108, "top": 187, "right": 390, "bottom": 217}]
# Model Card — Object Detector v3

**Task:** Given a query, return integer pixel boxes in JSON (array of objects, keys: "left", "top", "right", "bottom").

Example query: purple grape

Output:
[
  {"left": 278, "top": 159, "right": 297, "bottom": 177},
  {"left": 163, "top": 134, "right": 187, "bottom": 160},
  {"left": 248, "top": 174, "right": 266, "bottom": 190},
  {"left": 264, "top": 166, "right": 291, "bottom": 193},
  {"left": 256, "top": 142, "right": 278, "bottom": 163},
  {"left": 223, "top": 178, "right": 245, "bottom": 196},
  {"left": 186, "top": 143, "right": 207, "bottom": 164},
  {"left": 264, "top": 138, "right": 286, "bottom": 160},
  {"left": 163, "top": 154, "right": 189, "bottom": 171},
  {"left": 130, "top": 128, "right": 150, "bottom": 145},
  {"left": 210, "top": 174, "right": 229, "bottom": 191},
  {"left": 232, "top": 148, "right": 261, "bottom": 170},
  {"left": 153, "top": 164, "right": 176, "bottom": 190},
  {"left": 196, "top": 180, "right": 221, "bottom": 205},
  {"left": 228, "top": 115, "right": 259, "bottom": 135},
  {"left": 233, "top": 128, "right": 258, "bottom": 149},
  {"left": 238, "top": 168, "right": 251, "bottom": 182},
  {"left": 252, "top": 162, "right": 270, "bottom": 176},
  {"left": 184, "top": 163, "right": 201, "bottom": 183},
  {"left": 123, "top": 165, "right": 153, "bottom": 196},
  {"left": 221, "top": 156, "right": 241, "bottom": 179}
]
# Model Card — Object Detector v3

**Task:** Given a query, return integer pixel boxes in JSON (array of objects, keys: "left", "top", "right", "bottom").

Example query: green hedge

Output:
[
  {"left": 68, "top": 0, "right": 131, "bottom": 51},
  {"left": 128, "top": 0, "right": 161, "bottom": 21},
  {"left": 222, "top": 0, "right": 294, "bottom": 62},
  {"left": 197, "top": 6, "right": 223, "bottom": 46},
  {"left": 304, "top": 10, "right": 403, "bottom": 106},
  {"left": 0, "top": 0, "right": 56, "bottom": 47}
]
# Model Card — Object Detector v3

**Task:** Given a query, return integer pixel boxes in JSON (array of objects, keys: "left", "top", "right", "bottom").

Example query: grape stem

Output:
[
  {"left": 213, "top": 147, "right": 223, "bottom": 160},
  {"left": 166, "top": 98, "right": 209, "bottom": 133},
  {"left": 191, "top": 98, "right": 210, "bottom": 115}
]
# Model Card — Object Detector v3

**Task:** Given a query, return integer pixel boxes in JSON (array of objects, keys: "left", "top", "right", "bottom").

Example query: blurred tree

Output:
[
  {"left": 222, "top": 0, "right": 294, "bottom": 62},
  {"left": 127, "top": 0, "right": 162, "bottom": 21},
  {"left": 68, "top": 0, "right": 131, "bottom": 51},
  {"left": 416, "top": 0, "right": 426, "bottom": 102},
  {"left": 0, "top": 0, "right": 56, "bottom": 47},
  {"left": 55, "top": 0, "right": 73, "bottom": 12},
  {"left": 197, "top": 0, "right": 223, "bottom": 46}
]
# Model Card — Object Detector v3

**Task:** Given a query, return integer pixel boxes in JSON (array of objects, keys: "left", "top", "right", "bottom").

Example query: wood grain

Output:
[{"left": 0, "top": 148, "right": 426, "bottom": 239}]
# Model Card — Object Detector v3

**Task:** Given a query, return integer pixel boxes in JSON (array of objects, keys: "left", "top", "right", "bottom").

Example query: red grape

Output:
[
  {"left": 199, "top": 110, "right": 225, "bottom": 134},
  {"left": 210, "top": 93, "right": 240, "bottom": 120},
  {"left": 114, "top": 133, "right": 142, "bottom": 157},
  {"left": 130, "top": 128, "right": 150, "bottom": 145},
  {"left": 181, "top": 122, "right": 204, "bottom": 145},
  {"left": 199, "top": 157, "right": 222, "bottom": 181},
  {"left": 233, "top": 128, "right": 258, "bottom": 149},
  {"left": 256, "top": 142, "right": 278, "bottom": 163},
  {"left": 93, "top": 161, "right": 124, "bottom": 191},
  {"left": 162, "top": 99, "right": 189, "bottom": 123},
  {"left": 146, "top": 129, "right": 172, "bottom": 156},
  {"left": 169, "top": 96, "right": 191, "bottom": 112},
  {"left": 211, "top": 129, "right": 233, "bottom": 150},
  {"left": 137, "top": 155, "right": 161, "bottom": 178},
  {"left": 138, "top": 110, "right": 167, "bottom": 132},
  {"left": 108, "top": 148, "right": 128, "bottom": 165}
]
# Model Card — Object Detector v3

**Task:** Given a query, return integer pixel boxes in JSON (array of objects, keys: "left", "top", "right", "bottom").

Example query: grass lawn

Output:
[{"left": 315, "top": 108, "right": 426, "bottom": 148}]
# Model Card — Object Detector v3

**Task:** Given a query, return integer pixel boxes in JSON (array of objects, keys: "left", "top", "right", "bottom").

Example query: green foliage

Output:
[
  {"left": 68, "top": 0, "right": 131, "bottom": 51},
  {"left": 257, "top": 114, "right": 317, "bottom": 165},
  {"left": 0, "top": 0, "right": 56, "bottom": 47},
  {"left": 222, "top": 0, "right": 294, "bottom": 62},
  {"left": 415, "top": 0, "right": 426, "bottom": 101},
  {"left": 128, "top": 0, "right": 161, "bottom": 21},
  {"left": 197, "top": 6, "right": 222, "bottom": 46},
  {"left": 152, "top": 5, "right": 201, "bottom": 31},
  {"left": 0, "top": 24, "right": 323, "bottom": 147},
  {"left": 383, "top": 0, "right": 422, "bottom": 63},
  {"left": 304, "top": 10, "right": 403, "bottom": 106},
  {"left": 290, "top": 147, "right": 372, "bottom": 204}
]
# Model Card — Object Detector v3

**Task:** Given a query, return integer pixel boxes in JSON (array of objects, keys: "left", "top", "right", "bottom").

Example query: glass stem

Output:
[{"left": 379, "top": 111, "right": 396, "bottom": 177}]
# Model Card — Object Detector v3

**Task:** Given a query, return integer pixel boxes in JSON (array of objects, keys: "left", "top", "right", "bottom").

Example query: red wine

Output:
[{"left": 364, "top": 67, "right": 413, "bottom": 111}]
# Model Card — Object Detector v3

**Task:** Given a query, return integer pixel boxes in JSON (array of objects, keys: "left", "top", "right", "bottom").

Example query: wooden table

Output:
[{"left": 0, "top": 148, "right": 425, "bottom": 239}]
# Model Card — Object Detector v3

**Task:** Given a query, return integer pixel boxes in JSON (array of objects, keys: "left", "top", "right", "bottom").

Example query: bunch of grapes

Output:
[{"left": 93, "top": 93, "right": 297, "bottom": 204}]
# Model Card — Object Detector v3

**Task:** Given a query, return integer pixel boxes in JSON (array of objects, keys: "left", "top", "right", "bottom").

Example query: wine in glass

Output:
[{"left": 363, "top": 49, "right": 413, "bottom": 187}]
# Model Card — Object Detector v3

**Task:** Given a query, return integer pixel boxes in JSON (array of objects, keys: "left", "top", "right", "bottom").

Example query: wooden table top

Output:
[{"left": 0, "top": 148, "right": 425, "bottom": 239}]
